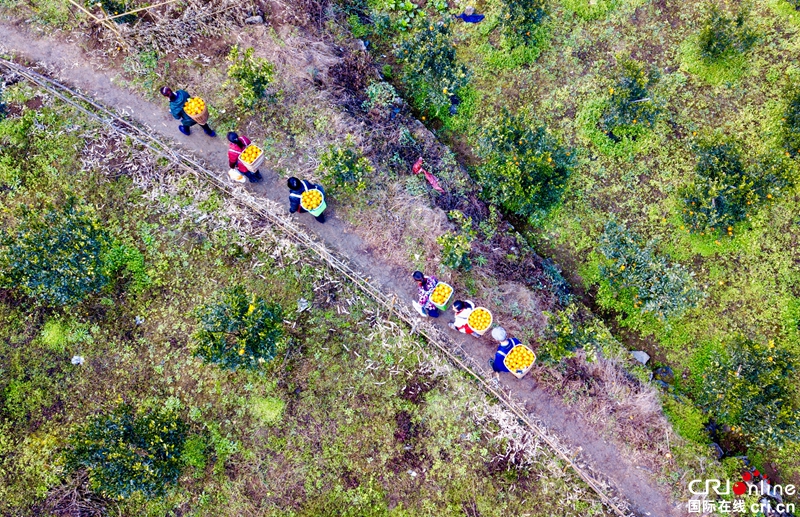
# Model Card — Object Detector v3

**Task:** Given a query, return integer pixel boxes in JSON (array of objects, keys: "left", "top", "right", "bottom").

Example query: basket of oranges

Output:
[
  {"left": 429, "top": 282, "right": 453, "bottom": 311},
  {"left": 183, "top": 97, "right": 208, "bottom": 125},
  {"left": 503, "top": 344, "right": 536, "bottom": 379},
  {"left": 467, "top": 307, "right": 493, "bottom": 336},
  {"left": 239, "top": 144, "right": 265, "bottom": 172},
  {"left": 300, "top": 189, "right": 326, "bottom": 216}
]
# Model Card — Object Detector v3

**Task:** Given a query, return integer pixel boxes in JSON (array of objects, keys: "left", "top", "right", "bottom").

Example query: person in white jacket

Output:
[{"left": 448, "top": 300, "right": 477, "bottom": 335}]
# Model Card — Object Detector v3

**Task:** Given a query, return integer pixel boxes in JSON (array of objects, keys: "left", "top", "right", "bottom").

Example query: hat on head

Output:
[{"left": 491, "top": 327, "right": 507, "bottom": 342}]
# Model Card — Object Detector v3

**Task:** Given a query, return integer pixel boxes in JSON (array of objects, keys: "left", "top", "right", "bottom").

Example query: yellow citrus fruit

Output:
[
  {"left": 468, "top": 308, "right": 491, "bottom": 331},
  {"left": 431, "top": 284, "right": 452, "bottom": 305},
  {"left": 505, "top": 346, "right": 534, "bottom": 370},
  {"left": 301, "top": 189, "right": 323, "bottom": 209}
]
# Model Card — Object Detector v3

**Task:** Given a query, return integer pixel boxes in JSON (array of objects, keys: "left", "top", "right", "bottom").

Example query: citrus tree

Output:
[
  {"left": 698, "top": 337, "right": 800, "bottom": 448},
  {"left": 600, "top": 57, "right": 660, "bottom": 140},
  {"left": 696, "top": 4, "right": 755, "bottom": 61},
  {"left": 0, "top": 199, "right": 110, "bottom": 307},
  {"left": 226, "top": 45, "right": 275, "bottom": 110},
  {"left": 475, "top": 110, "right": 574, "bottom": 223},
  {"left": 396, "top": 19, "right": 470, "bottom": 119},
  {"left": 598, "top": 221, "right": 703, "bottom": 320},
  {"left": 193, "top": 285, "right": 286, "bottom": 371},
  {"left": 66, "top": 404, "right": 187, "bottom": 498},
  {"left": 501, "top": 0, "right": 547, "bottom": 46}
]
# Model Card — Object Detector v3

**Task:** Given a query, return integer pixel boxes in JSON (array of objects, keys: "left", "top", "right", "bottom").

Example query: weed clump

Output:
[
  {"left": 193, "top": 285, "right": 286, "bottom": 371},
  {"left": 66, "top": 405, "right": 187, "bottom": 499},
  {"left": 697, "top": 4, "right": 756, "bottom": 61},
  {"left": 475, "top": 110, "right": 574, "bottom": 223},
  {"left": 600, "top": 58, "right": 660, "bottom": 141}
]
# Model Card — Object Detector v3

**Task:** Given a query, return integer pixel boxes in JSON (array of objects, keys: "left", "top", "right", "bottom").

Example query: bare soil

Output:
[{"left": 0, "top": 20, "right": 685, "bottom": 517}]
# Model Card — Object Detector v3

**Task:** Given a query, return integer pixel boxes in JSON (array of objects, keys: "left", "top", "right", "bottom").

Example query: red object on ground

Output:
[{"left": 412, "top": 157, "right": 444, "bottom": 193}]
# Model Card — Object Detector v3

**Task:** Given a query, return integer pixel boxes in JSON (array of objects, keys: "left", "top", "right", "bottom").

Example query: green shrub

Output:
[
  {"left": 66, "top": 404, "right": 187, "bottom": 498},
  {"left": 475, "top": 110, "right": 574, "bottom": 223},
  {"left": 696, "top": 4, "right": 756, "bottom": 61},
  {"left": 678, "top": 142, "right": 792, "bottom": 234},
  {"left": 438, "top": 211, "right": 475, "bottom": 271},
  {"left": 501, "top": 0, "right": 547, "bottom": 46},
  {"left": 193, "top": 285, "right": 286, "bottom": 371},
  {"left": 181, "top": 434, "right": 208, "bottom": 471},
  {"left": 0, "top": 199, "right": 110, "bottom": 307},
  {"left": 663, "top": 398, "right": 709, "bottom": 444},
  {"left": 600, "top": 57, "right": 660, "bottom": 140},
  {"left": 104, "top": 241, "right": 151, "bottom": 294},
  {"left": 396, "top": 20, "right": 470, "bottom": 119},
  {"left": 249, "top": 395, "right": 285, "bottom": 425},
  {"left": 226, "top": 45, "right": 275, "bottom": 110},
  {"left": 697, "top": 337, "right": 800, "bottom": 448},
  {"left": 598, "top": 221, "right": 703, "bottom": 320},
  {"left": 85, "top": 0, "right": 136, "bottom": 24},
  {"left": 541, "top": 304, "right": 621, "bottom": 363},
  {"left": 437, "top": 233, "right": 472, "bottom": 271},
  {"left": 317, "top": 142, "right": 372, "bottom": 195},
  {"left": 370, "top": 0, "right": 421, "bottom": 31},
  {"left": 362, "top": 81, "right": 400, "bottom": 111},
  {"left": 783, "top": 87, "right": 800, "bottom": 158}
]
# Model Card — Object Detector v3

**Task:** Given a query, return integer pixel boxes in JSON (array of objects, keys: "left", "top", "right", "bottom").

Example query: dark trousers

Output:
[
  {"left": 423, "top": 307, "right": 439, "bottom": 318},
  {"left": 182, "top": 122, "right": 214, "bottom": 132}
]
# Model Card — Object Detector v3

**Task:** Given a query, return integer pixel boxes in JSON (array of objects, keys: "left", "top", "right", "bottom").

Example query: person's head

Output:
[
  {"left": 412, "top": 271, "right": 425, "bottom": 284},
  {"left": 159, "top": 86, "right": 175, "bottom": 100},
  {"left": 491, "top": 327, "right": 507, "bottom": 343},
  {"left": 287, "top": 177, "right": 301, "bottom": 190},
  {"left": 453, "top": 300, "right": 465, "bottom": 311},
  {"left": 227, "top": 132, "right": 239, "bottom": 145}
]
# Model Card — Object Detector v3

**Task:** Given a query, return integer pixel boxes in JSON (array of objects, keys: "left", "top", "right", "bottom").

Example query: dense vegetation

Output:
[
  {"left": 0, "top": 82, "right": 607, "bottom": 516},
  {"left": 348, "top": 0, "right": 800, "bottom": 485}
]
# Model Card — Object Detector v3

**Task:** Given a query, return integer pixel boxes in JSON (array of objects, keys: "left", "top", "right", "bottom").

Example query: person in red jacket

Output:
[{"left": 227, "top": 132, "right": 263, "bottom": 183}]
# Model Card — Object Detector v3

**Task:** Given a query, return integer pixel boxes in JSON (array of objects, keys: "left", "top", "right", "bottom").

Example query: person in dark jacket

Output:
[
  {"left": 160, "top": 86, "right": 216, "bottom": 137},
  {"left": 412, "top": 271, "right": 439, "bottom": 318},
  {"left": 488, "top": 327, "right": 520, "bottom": 374},
  {"left": 227, "top": 132, "right": 262, "bottom": 183},
  {"left": 288, "top": 177, "right": 326, "bottom": 223}
]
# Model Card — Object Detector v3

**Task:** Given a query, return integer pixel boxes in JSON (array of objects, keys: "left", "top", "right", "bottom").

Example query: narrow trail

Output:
[{"left": 0, "top": 20, "right": 683, "bottom": 517}]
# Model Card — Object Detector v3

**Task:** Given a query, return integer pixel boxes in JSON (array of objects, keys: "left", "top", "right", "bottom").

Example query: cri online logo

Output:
[
  {"left": 689, "top": 470, "right": 773, "bottom": 496},
  {"left": 733, "top": 470, "right": 767, "bottom": 495}
]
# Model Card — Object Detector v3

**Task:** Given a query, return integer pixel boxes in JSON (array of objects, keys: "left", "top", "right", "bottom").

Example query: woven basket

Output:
[{"left": 186, "top": 101, "right": 209, "bottom": 125}]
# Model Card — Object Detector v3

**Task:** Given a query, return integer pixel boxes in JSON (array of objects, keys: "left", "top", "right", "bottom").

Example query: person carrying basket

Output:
[
  {"left": 488, "top": 327, "right": 520, "bottom": 375},
  {"left": 227, "top": 132, "right": 263, "bottom": 183},
  {"left": 411, "top": 271, "right": 439, "bottom": 318},
  {"left": 448, "top": 300, "right": 477, "bottom": 335},
  {"left": 288, "top": 177, "right": 326, "bottom": 223},
  {"left": 159, "top": 86, "right": 216, "bottom": 137}
]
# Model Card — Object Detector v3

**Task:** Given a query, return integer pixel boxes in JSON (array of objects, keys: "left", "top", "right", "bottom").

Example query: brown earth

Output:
[{"left": 0, "top": 19, "right": 685, "bottom": 517}]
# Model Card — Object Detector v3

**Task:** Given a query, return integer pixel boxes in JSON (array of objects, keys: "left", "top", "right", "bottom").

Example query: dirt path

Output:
[{"left": 0, "top": 20, "right": 683, "bottom": 517}]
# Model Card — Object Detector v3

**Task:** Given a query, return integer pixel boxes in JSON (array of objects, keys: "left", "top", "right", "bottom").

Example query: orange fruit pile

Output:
[
  {"left": 430, "top": 283, "right": 452, "bottom": 305},
  {"left": 301, "top": 189, "right": 323, "bottom": 210},
  {"left": 184, "top": 97, "right": 206, "bottom": 116},
  {"left": 468, "top": 308, "right": 492, "bottom": 331},
  {"left": 240, "top": 145, "right": 262, "bottom": 164},
  {"left": 505, "top": 345, "right": 535, "bottom": 371}
]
